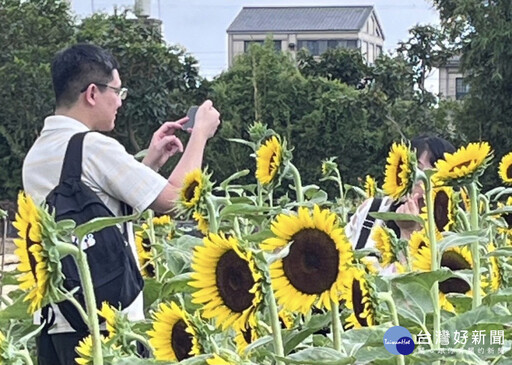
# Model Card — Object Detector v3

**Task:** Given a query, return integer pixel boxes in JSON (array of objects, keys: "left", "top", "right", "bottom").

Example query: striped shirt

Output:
[{"left": 23, "top": 115, "right": 168, "bottom": 334}]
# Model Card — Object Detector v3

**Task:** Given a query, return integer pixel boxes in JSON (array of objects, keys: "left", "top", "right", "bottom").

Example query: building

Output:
[
  {"left": 438, "top": 55, "right": 470, "bottom": 100},
  {"left": 226, "top": 6, "right": 385, "bottom": 67}
]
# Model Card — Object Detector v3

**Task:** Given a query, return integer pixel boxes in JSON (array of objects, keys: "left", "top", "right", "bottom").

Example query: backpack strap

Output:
[
  {"left": 59, "top": 132, "right": 91, "bottom": 182},
  {"left": 356, "top": 197, "right": 383, "bottom": 249}
]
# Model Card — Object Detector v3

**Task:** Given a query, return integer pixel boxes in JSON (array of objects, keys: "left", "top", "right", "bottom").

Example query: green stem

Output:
[
  {"left": 424, "top": 177, "right": 440, "bottom": 353},
  {"left": 147, "top": 210, "right": 160, "bottom": 280},
  {"left": 335, "top": 170, "right": 346, "bottom": 223},
  {"left": 16, "top": 349, "right": 34, "bottom": 365},
  {"left": 126, "top": 332, "right": 154, "bottom": 357},
  {"left": 380, "top": 293, "right": 405, "bottom": 365},
  {"left": 205, "top": 195, "right": 218, "bottom": 234},
  {"left": 330, "top": 300, "right": 346, "bottom": 355},
  {"left": 75, "top": 248, "right": 103, "bottom": 365},
  {"left": 267, "top": 286, "right": 285, "bottom": 364},
  {"left": 289, "top": 163, "right": 304, "bottom": 203},
  {"left": 64, "top": 290, "right": 90, "bottom": 326},
  {"left": 468, "top": 182, "right": 481, "bottom": 308}
]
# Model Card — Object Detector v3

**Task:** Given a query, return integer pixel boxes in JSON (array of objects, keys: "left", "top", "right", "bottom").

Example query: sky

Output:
[{"left": 71, "top": 0, "right": 441, "bottom": 91}]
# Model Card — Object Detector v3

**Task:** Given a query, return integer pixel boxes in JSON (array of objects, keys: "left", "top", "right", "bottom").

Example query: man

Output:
[{"left": 22, "top": 43, "right": 220, "bottom": 364}]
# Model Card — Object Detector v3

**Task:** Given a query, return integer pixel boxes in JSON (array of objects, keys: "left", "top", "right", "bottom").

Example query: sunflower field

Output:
[{"left": 3, "top": 123, "right": 512, "bottom": 365}]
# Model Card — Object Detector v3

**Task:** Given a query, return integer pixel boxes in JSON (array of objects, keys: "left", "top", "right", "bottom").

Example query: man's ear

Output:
[{"left": 83, "top": 84, "right": 98, "bottom": 106}]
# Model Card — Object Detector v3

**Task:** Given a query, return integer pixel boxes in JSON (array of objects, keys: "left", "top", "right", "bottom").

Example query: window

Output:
[
  {"left": 455, "top": 78, "right": 470, "bottom": 100},
  {"left": 244, "top": 40, "right": 282, "bottom": 52},
  {"left": 297, "top": 39, "right": 359, "bottom": 55},
  {"left": 376, "top": 45, "right": 383, "bottom": 57}
]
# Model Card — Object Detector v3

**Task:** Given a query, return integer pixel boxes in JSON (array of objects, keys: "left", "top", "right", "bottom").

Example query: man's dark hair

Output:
[
  {"left": 411, "top": 135, "right": 456, "bottom": 166},
  {"left": 51, "top": 43, "right": 119, "bottom": 108}
]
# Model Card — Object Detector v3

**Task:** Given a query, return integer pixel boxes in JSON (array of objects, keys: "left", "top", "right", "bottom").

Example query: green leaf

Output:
[
  {"left": 276, "top": 347, "right": 355, "bottom": 365},
  {"left": 370, "top": 211, "right": 424, "bottom": 225},
  {"left": 483, "top": 206, "right": 512, "bottom": 218},
  {"left": 161, "top": 272, "right": 194, "bottom": 296},
  {"left": 0, "top": 294, "right": 30, "bottom": 321},
  {"left": 283, "top": 312, "right": 332, "bottom": 355},
  {"left": 482, "top": 288, "right": 512, "bottom": 306},
  {"left": 340, "top": 325, "right": 388, "bottom": 357},
  {"left": 393, "top": 282, "right": 432, "bottom": 326},
  {"left": 437, "top": 230, "right": 488, "bottom": 253},
  {"left": 219, "top": 169, "right": 250, "bottom": 190},
  {"left": 142, "top": 278, "right": 163, "bottom": 308},
  {"left": 409, "top": 349, "right": 487, "bottom": 364},
  {"left": 219, "top": 204, "right": 271, "bottom": 219},
  {"left": 485, "top": 247, "right": 512, "bottom": 258},
  {"left": 391, "top": 268, "right": 454, "bottom": 292},
  {"left": 226, "top": 138, "right": 256, "bottom": 150},
  {"left": 443, "top": 306, "right": 512, "bottom": 336},
  {"left": 242, "top": 334, "right": 273, "bottom": 355},
  {"left": 74, "top": 212, "right": 140, "bottom": 239}
]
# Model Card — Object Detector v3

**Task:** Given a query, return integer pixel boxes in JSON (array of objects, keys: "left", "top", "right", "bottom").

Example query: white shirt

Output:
[{"left": 23, "top": 115, "right": 168, "bottom": 333}]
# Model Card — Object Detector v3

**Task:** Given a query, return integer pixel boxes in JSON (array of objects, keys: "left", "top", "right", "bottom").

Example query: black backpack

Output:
[{"left": 44, "top": 131, "right": 144, "bottom": 332}]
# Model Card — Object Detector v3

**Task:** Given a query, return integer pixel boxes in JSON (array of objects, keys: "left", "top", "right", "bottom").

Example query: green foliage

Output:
[
  {"left": 433, "top": 0, "right": 512, "bottom": 188},
  {"left": 0, "top": 0, "right": 75, "bottom": 199}
]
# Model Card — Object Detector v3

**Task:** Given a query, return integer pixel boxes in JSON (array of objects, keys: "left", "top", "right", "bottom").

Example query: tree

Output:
[
  {"left": 0, "top": 0, "right": 75, "bottom": 200},
  {"left": 433, "top": 0, "right": 512, "bottom": 187}
]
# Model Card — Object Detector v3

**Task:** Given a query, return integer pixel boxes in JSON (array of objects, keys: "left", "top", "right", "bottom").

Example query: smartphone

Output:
[{"left": 183, "top": 106, "right": 198, "bottom": 130}]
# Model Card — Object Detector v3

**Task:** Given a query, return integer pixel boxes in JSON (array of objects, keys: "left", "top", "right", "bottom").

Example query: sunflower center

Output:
[
  {"left": 351, "top": 279, "right": 368, "bottom": 327},
  {"left": 269, "top": 152, "right": 278, "bottom": 175},
  {"left": 396, "top": 159, "right": 404, "bottom": 186},
  {"left": 448, "top": 159, "right": 472, "bottom": 173},
  {"left": 439, "top": 251, "right": 471, "bottom": 294},
  {"left": 282, "top": 228, "right": 339, "bottom": 295},
  {"left": 434, "top": 191, "right": 450, "bottom": 232},
  {"left": 25, "top": 223, "right": 39, "bottom": 282},
  {"left": 503, "top": 212, "right": 512, "bottom": 227},
  {"left": 184, "top": 181, "right": 199, "bottom": 202},
  {"left": 171, "top": 319, "right": 193, "bottom": 361},
  {"left": 507, "top": 165, "right": 512, "bottom": 179},
  {"left": 216, "top": 250, "right": 255, "bottom": 313}
]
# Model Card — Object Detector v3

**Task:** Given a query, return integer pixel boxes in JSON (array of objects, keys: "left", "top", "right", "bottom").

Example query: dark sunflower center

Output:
[
  {"left": 184, "top": 181, "right": 199, "bottom": 202},
  {"left": 171, "top": 319, "right": 193, "bottom": 361},
  {"left": 242, "top": 325, "right": 252, "bottom": 344},
  {"left": 507, "top": 165, "right": 512, "bottom": 179},
  {"left": 216, "top": 250, "right": 255, "bottom": 313},
  {"left": 434, "top": 191, "right": 450, "bottom": 232},
  {"left": 25, "top": 223, "right": 39, "bottom": 281},
  {"left": 449, "top": 159, "right": 472, "bottom": 173},
  {"left": 396, "top": 158, "right": 404, "bottom": 186},
  {"left": 268, "top": 152, "right": 277, "bottom": 175},
  {"left": 418, "top": 239, "right": 427, "bottom": 250},
  {"left": 142, "top": 237, "right": 151, "bottom": 252},
  {"left": 503, "top": 212, "right": 512, "bottom": 227},
  {"left": 439, "top": 251, "right": 471, "bottom": 294},
  {"left": 145, "top": 262, "right": 155, "bottom": 278},
  {"left": 282, "top": 228, "right": 339, "bottom": 295},
  {"left": 352, "top": 279, "right": 368, "bottom": 327}
]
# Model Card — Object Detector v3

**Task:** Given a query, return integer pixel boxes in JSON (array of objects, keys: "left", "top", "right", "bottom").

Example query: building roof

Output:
[{"left": 227, "top": 6, "right": 379, "bottom": 34}]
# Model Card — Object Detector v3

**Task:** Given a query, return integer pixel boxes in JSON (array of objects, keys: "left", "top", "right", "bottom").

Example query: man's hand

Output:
[
  {"left": 395, "top": 192, "right": 422, "bottom": 239},
  {"left": 142, "top": 118, "right": 187, "bottom": 171},
  {"left": 191, "top": 100, "right": 220, "bottom": 140}
]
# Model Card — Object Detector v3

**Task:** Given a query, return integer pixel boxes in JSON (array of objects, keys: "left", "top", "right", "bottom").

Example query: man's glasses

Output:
[{"left": 81, "top": 83, "right": 128, "bottom": 100}]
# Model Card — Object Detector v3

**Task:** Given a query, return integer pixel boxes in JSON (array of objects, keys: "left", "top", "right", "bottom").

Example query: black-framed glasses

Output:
[{"left": 81, "top": 83, "right": 128, "bottom": 100}]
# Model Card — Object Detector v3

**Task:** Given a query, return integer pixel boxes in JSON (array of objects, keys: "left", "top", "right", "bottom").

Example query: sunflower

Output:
[
  {"left": 193, "top": 210, "right": 209, "bottom": 235},
  {"left": 497, "top": 196, "right": 512, "bottom": 236},
  {"left": 256, "top": 136, "right": 282, "bottom": 185},
  {"left": 148, "top": 302, "right": 201, "bottom": 361},
  {"left": 135, "top": 226, "right": 155, "bottom": 278},
  {"left": 260, "top": 205, "right": 353, "bottom": 313},
  {"left": 97, "top": 302, "right": 118, "bottom": 340},
  {"left": 75, "top": 334, "right": 110, "bottom": 365},
  {"left": 190, "top": 233, "right": 263, "bottom": 330},
  {"left": 411, "top": 235, "right": 473, "bottom": 312},
  {"left": 434, "top": 142, "right": 493, "bottom": 185},
  {"left": 383, "top": 142, "right": 416, "bottom": 200},
  {"left": 13, "top": 192, "right": 51, "bottom": 314},
  {"left": 487, "top": 243, "right": 503, "bottom": 292},
  {"left": 364, "top": 175, "right": 377, "bottom": 198},
  {"left": 372, "top": 226, "right": 397, "bottom": 267},
  {"left": 421, "top": 186, "right": 455, "bottom": 233},
  {"left": 279, "top": 309, "right": 295, "bottom": 329},
  {"left": 498, "top": 152, "right": 512, "bottom": 185},
  {"left": 341, "top": 266, "right": 377, "bottom": 329},
  {"left": 180, "top": 169, "right": 205, "bottom": 209},
  {"left": 234, "top": 320, "right": 259, "bottom": 354}
]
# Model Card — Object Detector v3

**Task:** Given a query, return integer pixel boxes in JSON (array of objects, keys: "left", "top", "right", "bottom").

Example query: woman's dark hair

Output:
[
  {"left": 51, "top": 43, "right": 119, "bottom": 108},
  {"left": 411, "top": 135, "right": 456, "bottom": 166}
]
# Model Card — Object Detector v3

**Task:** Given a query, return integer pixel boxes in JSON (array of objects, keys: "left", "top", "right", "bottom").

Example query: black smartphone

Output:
[{"left": 183, "top": 106, "right": 198, "bottom": 130}]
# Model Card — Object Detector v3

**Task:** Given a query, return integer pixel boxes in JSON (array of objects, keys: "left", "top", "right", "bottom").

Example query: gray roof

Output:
[{"left": 227, "top": 6, "right": 376, "bottom": 33}]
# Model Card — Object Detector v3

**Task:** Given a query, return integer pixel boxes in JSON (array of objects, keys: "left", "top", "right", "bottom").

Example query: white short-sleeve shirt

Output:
[{"left": 23, "top": 115, "right": 169, "bottom": 333}]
